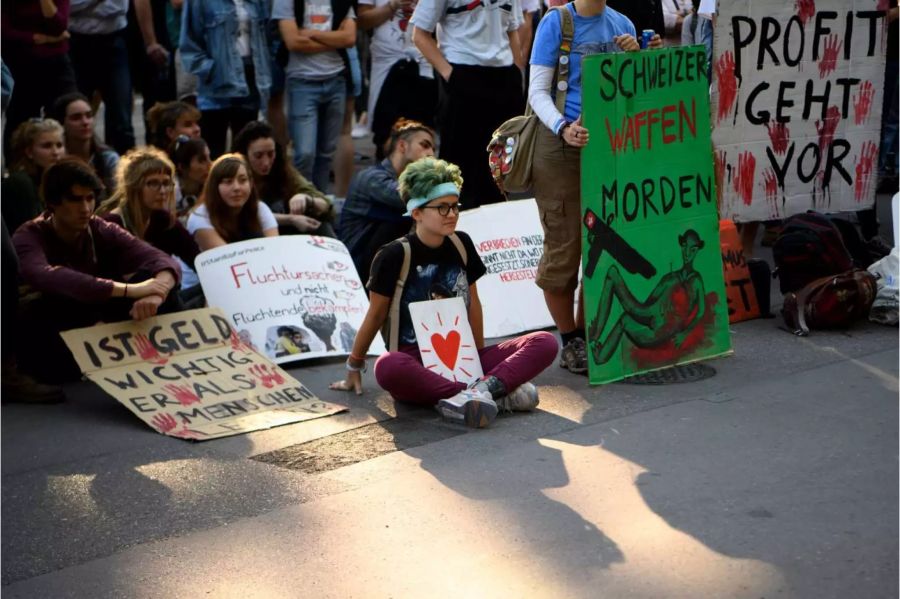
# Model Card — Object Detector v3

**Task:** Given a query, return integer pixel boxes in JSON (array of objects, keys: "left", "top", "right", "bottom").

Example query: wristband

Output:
[
  {"left": 345, "top": 358, "right": 367, "bottom": 373},
  {"left": 557, "top": 121, "right": 570, "bottom": 139}
]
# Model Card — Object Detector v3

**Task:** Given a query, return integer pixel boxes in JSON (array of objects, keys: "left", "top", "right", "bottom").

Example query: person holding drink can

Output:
[{"left": 527, "top": 0, "right": 661, "bottom": 374}]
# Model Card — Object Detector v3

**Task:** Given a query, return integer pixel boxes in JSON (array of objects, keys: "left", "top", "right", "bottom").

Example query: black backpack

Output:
[{"left": 773, "top": 212, "right": 854, "bottom": 294}]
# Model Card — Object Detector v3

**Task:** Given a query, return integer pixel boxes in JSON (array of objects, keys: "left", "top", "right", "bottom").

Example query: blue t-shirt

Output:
[{"left": 530, "top": 4, "right": 635, "bottom": 123}]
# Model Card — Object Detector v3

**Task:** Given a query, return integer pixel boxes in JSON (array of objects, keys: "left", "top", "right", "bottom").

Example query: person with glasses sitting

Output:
[
  {"left": 330, "top": 157, "right": 558, "bottom": 428},
  {"left": 12, "top": 157, "right": 181, "bottom": 381},
  {"left": 339, "top": 118, "right": 435, "bottom": 285},
  {"left": 97, "top": 147, "right": 203, "bottom": 305}
]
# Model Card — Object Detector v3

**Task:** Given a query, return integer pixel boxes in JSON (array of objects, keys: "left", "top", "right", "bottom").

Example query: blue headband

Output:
[{"left": 403, "top": 182, "right": 460, "bottom": 216}]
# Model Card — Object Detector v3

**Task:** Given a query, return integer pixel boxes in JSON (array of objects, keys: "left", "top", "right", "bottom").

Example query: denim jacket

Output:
[{"left": 179, "top": 0, "right": 272, "bottom": 101}]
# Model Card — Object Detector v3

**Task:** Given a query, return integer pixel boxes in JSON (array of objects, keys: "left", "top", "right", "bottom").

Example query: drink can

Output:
[{"left": 641, "top": 29, "right": 655, "bottom": 49}]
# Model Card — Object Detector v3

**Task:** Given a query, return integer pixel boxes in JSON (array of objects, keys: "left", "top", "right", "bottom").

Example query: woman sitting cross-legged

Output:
[
  {"left": 187, "top": 153, "right": 279, "bottom": 250},
  {"left": 330, "top": 157, "right": 558, "bottom": 428}
]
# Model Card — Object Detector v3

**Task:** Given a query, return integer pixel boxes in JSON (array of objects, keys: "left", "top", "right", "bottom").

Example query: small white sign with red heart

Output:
[{"left": 408, "top": 297, "right": 483, "bottom": 386}]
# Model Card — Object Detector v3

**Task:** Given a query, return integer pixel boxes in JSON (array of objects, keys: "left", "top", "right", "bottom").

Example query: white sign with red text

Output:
[
  {"left": 195, "top": 237, "right": 385, "bottom": 363},
  {"left": 458, "top": 199, "right": 555, "bottom": 338}
]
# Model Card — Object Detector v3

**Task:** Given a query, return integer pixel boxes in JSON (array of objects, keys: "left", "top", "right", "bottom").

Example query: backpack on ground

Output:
[
  {"left": 772, "top": 212, "right": 854, "bottom": 294},
  {"left": 781, "top": 269, "right": 878, "bottom": 336},
  {"left": 382, "top": 233, "right": 468, "bottom": 351}
]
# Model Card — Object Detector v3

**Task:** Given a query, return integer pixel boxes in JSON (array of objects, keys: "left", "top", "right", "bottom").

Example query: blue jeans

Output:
[
  {"left": 287, "top": 74, "right": 346, "bottom": 192},
  {"left": 69, "top": 29, "right": 135, "bottom": 155}
]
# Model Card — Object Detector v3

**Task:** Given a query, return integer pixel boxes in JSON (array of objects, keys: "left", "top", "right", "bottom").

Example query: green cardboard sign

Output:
[{"left": 581, "top": 47, "right": 732, "bottom": 384}]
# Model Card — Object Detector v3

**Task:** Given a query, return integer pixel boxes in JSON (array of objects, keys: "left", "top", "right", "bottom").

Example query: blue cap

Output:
[{"left": 403, "top": 182, "right": 460, "bottom": 216}]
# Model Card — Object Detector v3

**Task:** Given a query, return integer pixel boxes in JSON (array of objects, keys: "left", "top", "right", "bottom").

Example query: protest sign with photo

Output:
[
  {"left": 60, "top": 309, "right": 347, "bottom": 440},
  {"left": 711, "top": 0, "right": 888, "bottom": 222},
  {"left": 408, "top": 297, "right": 483, "bottom": 385},
  {"left": 195, "top": 236, "right": 385, "bottom": 363},
  {"left": 457, "top": 199, "right": 554, "bottom": 338},
  {"left": 581, "top": 47, "right": 732, "bottom": 385}
]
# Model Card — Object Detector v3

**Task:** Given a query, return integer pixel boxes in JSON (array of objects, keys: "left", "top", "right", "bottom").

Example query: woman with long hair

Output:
[
  {"left": 187, "top": 153, "right": 278, "bottom": 250},
  {"left": 48, "top": 92, "right": 119, "bottom": 196},
  {"left": 1, "top": 119, "right": 65, "bottom": 233},
  {"left": 97, "top": 147, "right": 202, "bottom": 302},
  {"left": 146, "top": 100, "right": 202, "bottom": 150},
  {"left": 232, "top": 120, "right": 334, "bottom": 236},
  {"left": 168, "top": 135, "right": 212, "bottom": 217}
]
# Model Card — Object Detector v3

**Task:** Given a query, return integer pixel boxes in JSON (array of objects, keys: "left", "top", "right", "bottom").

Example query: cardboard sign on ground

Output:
[
  {"left": 457, "top": 199, "right": 555, "bottom": 338},
  {"left": 580, "top": 47, "right": 733, "bottom": 385},
  {"left": 720, "top": 220, "right": 761, "bottom": 323},
  {"left": 711, "top": 0, "right": 887, "bottom": 222},
  {"left": 408, "top": 297, "right": 483, "bottom": 385},
  {"left": 194, "top": 237, "right": 385, "bottom": 363},
  {"left": 60, "top": 308, "right": 346, "bottom": 440}
]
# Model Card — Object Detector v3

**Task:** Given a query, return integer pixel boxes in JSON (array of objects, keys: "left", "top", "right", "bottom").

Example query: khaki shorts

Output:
[{"left": 532, "top": 124, "right": 582, "bottom": 293}]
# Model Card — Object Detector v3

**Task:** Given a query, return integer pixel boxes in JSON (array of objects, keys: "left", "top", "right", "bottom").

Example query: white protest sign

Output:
[
  {"left": 59, "top": 308, "right": 346, "bottom": 441},
  {"left": 457, "top": 199, "right": 554, "bottom": 338},
  {"left": 195, "top": 236, "right": 385, "bottom": 363},
  {"left": 408, "top": 297, "right": 483, "bottom": 385},
  {"left": 711, "top": 0, "right": 887, "bottom": 222}
]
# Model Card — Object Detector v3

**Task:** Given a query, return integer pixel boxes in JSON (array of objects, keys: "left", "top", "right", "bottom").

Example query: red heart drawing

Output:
[{"left": 431, "top": 331, "right": 461, "bottom": 371}]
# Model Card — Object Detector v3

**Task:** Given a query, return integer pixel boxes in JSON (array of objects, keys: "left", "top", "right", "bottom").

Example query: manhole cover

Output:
[
  {"left": 620, "top": 363, "right": 716, "bottom": 385},
  {"left": 252, "top": 419, "right": 464, "bottom": 474}
]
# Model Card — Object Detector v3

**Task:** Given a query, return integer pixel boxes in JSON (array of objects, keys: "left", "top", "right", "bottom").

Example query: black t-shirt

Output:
[{"left": 368, "top": 231, "right": 487, "bottom": 345}]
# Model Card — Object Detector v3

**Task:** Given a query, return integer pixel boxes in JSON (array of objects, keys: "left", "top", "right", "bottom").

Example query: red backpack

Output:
[
  {"left": 773, "top": 212, "right": 854, "bottom": 294},
  {"left": 781, "top": 270, "right": 878, "bottom": 336}
]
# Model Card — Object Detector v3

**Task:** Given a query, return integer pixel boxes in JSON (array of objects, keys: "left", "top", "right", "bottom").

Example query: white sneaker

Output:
[
  {"left": 436, "top": 389, "right": 498, "bottom": 428},
  {"left": 496, "top": 382, "right": 539, "bottom": 412}
]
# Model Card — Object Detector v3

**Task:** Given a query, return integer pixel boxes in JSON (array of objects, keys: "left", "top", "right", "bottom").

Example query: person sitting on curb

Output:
[
  {"left": 12, "top": 157, "right": 182, "bottom": 382},
  {"left": 331, "top": 157, "right": 558, "bottom": 428},
  {"left": 339, "top": 118, "right": 435, "bottom": 285}
]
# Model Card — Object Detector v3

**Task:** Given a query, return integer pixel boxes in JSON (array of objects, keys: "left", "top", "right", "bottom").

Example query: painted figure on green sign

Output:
[{"left": 588, "top": 229, "right": 706, "bottom": 364}]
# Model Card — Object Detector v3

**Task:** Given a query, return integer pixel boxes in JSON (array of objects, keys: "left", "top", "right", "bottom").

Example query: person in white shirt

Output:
[{"left": 411, "top": 0, "right": 525, "bottom": 209}]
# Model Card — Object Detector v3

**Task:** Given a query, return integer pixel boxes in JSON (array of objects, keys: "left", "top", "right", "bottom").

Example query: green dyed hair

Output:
[{"left": 397, "top": 157, "right": 463, "bottom": 202}]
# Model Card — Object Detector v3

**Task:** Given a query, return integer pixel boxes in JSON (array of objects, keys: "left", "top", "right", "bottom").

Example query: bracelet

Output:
[
  {"left": 346, "top": 358, "right": 367, "bottom": 373},
  {"left": 557, "top": 122, "right": 570, "bottom": 139},
  {"left": 349, "top": 352, "right": 366, "bottom": 362}
]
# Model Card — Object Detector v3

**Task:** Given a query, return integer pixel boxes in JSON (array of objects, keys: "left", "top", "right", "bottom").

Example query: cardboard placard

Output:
[
  {"left": 711, "top": 0, "right": 887, "bottom": 222},
  {"left": 581, "top": 47, "right": 733, "bottom": 384},
  {"left": 60, "top": 308, "right": 346, "bottom": 440},
  {"left": 719, "top": 220, "right": 761, "bottom": 323},
  {"left": 408, "top": 297, "right": 483, "bottom": 385},
  {"left": 457, "top": 199, "right": 555, "bottom": 338},
  {"left": 194, "top": 236, "right": 385, "bottom": 363}
]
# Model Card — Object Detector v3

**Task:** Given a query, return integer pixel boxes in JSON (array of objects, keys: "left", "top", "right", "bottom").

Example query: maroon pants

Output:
[{"left": 374, "top": 331, "right": 558, "bottom": 406}]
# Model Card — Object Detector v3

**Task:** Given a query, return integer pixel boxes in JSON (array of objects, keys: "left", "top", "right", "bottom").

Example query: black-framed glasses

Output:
[
  {"left": 421, "top": 202, "right": 461, "bottom": 216},
  {"left": 145, "top": 179, "right": 175, "bottom": 192}
]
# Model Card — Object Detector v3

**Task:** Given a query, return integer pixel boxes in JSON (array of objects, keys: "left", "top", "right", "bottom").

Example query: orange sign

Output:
[{"left": 719, "top": 220, "right": 760, "bottom": 323}]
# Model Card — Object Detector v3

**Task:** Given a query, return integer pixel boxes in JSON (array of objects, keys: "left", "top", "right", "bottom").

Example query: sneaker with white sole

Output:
[
  {"left": 437, "top": 389, "right": 498, "bottom": 428},
  {"left": 559, "top": 337, "right": 588, "bottom": 374},
  {"left": 496, "top": 382, "right": 539, "bottom": 412}
]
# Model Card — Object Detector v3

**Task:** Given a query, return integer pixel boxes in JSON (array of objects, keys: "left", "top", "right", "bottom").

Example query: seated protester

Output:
[
  {"left": 1, "top": 119, "right": 64, "bottom": 234},
  {"left": 168, "top": 135, "right": 211, "bottom": 217},
  {"left": 12, "top": 158, "right": 182, "bottom": 382},
  {"left": 187, "top": 153, "right": 279, "bottom": 250},
  {"left": 146, "top": 100, "right": 202, "bottom": 151},
  {"left": 96, "top": 147, "right": 204, "bottom": 307},
  {"left": 331, "top": 157, "right": 558, "bottom": 428},
  {"left": 232, "top": 121, "right": 335, "bottom": 236},
  {"left": 48, "top": 92, "right": 120, "bottom": 197},
  {"left": 339, "top": 118, "right": 435, "bottom": 284}
]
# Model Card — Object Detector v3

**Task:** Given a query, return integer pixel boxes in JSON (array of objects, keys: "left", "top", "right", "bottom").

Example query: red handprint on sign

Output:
[
  {"left": 815, "top": 105, "right": 841, "bottom": 152},
  {"left": 162, "top": 383, "right": 201, "bottom": 406},
  {"left": 765, "top": 121, "right": 790, "bottom": 155},
  {"left": 818, "top": 34, "right": 842, "bottom": 79},
  {"left": 249, "top": 364, "right": 286, "bottom": 388},
  {"left": 134, "top": 333, "right": 169, "bottom": 365},
  {"left": 714, "top": 51, "right": 737, "bottom": 125},
  {"left": 733, "top": 152, "right": 756, "bottom": 207},
  {"left": 763, "top": 168, "right": 780, "bottom": 218},
  {"left": 853, "top": 81, "right": 875, "bottom": 125},
  {"left": 151, "top": 413, "right": 179, "bottom": 433},
  {"left": 795, "top": 0, "right": 815, "bottom": 26},
  {"left": 229, "top": 330, "right": 252, "bottom": 353},
  {"left": 855, "top": 141, "right": 878, "bottom": 202}
]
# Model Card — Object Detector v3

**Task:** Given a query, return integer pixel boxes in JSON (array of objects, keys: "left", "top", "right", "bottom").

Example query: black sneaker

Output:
[{"left": 558, "top": 338, "right": 588, "bottom": 374}]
